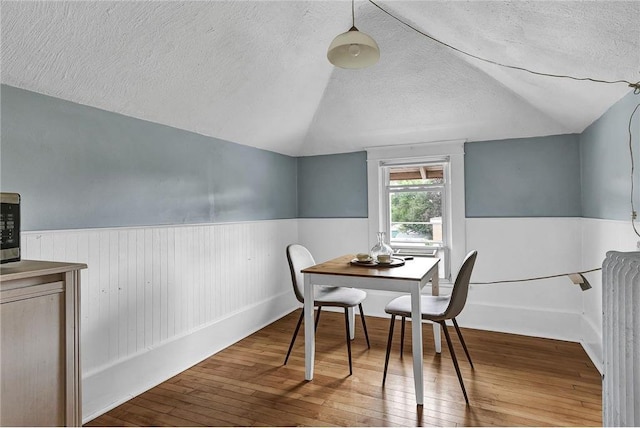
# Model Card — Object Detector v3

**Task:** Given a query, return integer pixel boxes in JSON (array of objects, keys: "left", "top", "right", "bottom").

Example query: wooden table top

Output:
[
  {"left": 1, "top": 259, "right": 87, "bottom": 282},
  {"left": 302, "top": 254, "right": 439, "bottom": 281}
]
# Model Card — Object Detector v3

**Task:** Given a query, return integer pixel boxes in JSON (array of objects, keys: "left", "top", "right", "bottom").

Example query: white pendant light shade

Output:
[{"left": 327, "top": 26, "right": 380, "bottom": 69}]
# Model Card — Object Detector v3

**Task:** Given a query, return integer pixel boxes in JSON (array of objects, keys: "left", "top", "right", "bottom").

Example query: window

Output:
[
  {"left": 384, "top": 161, "right": 450, "bottom": 278},
  {"left": 367, "top": 141, "right": 466, "bottom": 283}
]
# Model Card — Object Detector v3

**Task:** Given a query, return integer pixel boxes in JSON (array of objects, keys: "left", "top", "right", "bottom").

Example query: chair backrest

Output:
[
  {"left": 443, "top": 250, "right": 478, "bottom": 319},
  {"left": 286, "top": 244, "right": 316, "bottom": 304}
]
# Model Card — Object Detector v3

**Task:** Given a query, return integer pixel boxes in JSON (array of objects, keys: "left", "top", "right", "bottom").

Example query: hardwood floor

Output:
[{"left": 86, "top": 310, "right": 601, "bottom": 427}]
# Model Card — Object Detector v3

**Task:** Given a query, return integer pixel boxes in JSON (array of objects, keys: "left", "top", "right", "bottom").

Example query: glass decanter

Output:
[{"left": 370, "top": 232, "right": 394, "bottom": 261}]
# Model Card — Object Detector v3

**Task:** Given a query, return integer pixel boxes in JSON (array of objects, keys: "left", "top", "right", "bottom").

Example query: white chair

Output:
[
  {"left": 284, "top": 244, "right": 370, "bottom": 375},
  {"left": 382, "top": 250, "right": 478, "bottom": 403}
]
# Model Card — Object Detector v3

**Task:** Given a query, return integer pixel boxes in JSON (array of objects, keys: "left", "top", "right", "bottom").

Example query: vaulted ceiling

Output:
[{"left": 2, "top": 1, "right": 639, "bottom": 156}]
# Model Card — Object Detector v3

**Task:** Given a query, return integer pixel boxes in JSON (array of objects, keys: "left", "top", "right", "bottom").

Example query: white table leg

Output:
[
  {"left": 432, "top": 323, "right": 441, "bottom": 354},
  {"left": 410, "top": 283, "right": 424, "bottom": 405},
  {"left": 431, "top": 265, "right": 442, "bottom": 354},
  {"left": 304, "top": 274, "right": 315, "bottom": 380},
  {"left": 348, "top": 306, "right": 355, "bottom": 340}
]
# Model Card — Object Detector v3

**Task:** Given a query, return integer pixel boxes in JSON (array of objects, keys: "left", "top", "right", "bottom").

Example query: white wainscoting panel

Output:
[
  {"left": 297, "top": 218, "right": 370, "bottom": 263},
  {"left": 19, "top": 216, "right": 623, "bottom": 420},
  {"left": 21, "top": 219, "right": 299, "bottom": 422},
  {"left": 581, "top": 218, "right": 637, "bottom": 373},
  {"left": 463, "top": 217, "right": 584, "bottom": 340}
]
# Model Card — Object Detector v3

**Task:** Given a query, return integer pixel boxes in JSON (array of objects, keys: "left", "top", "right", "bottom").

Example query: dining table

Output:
[{"left": 301, "top": 254, "right": 441, "bottom": 406}]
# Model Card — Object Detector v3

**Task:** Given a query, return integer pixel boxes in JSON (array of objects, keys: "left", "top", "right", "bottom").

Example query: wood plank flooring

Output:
[{"left": 86, "top": 310, "right": 601, "bottom": 426}]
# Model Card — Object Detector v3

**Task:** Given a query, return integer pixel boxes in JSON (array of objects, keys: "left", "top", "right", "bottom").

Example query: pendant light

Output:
[{"left": 327, "top": 0, "right": 379, "bottom": 69}]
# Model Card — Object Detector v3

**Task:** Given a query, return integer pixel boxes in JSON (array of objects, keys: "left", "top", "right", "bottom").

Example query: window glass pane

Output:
[
  {"left": 389, "top": 165, "right": 444, "bottom": 185},
  {"left": 389, "top": 190, "right": 443, "bottom": 247}
]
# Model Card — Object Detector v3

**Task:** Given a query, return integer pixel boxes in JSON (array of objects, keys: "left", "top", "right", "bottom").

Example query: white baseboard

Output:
[
  {"left": 580, "top": 316, "right": 604, "bottom": 374},
  {"left": 82, "top": 291, "right": 297, "bottom": 423},
  {"left": 457, "top": 302, "right": 582, "bottom": 342}
]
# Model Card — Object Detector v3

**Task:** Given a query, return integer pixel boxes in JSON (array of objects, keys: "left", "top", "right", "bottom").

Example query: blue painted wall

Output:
[
  {"left": 0, "top": 85, "right": 297, "bottom": 230},
  {"left": 296, "top": 151, "right": 367, "bottom": 218},
  {"left": 464, "top": 134, "right": 582, "bottom": 217},
  {"left": 4, "top": 84, "right": 637, "bottom": 228},
  {"left": 580, "top": 91, "right": 640, "bottom": 220}
]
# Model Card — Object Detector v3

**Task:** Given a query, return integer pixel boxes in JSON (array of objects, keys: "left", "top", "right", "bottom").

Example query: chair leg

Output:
[
  {"left": 344, "top": 308, "right": 353, "bottom": 375},
  {"left": 383, "top": 315, "right": 396, "bottom": 386},
  {"left": 315, "top": 306, "right": 322, "bottom": 331},
  {"left": 452, "top": 318, "right": 473, "bottom": 368},
  {"left": 284, "top": 309, "right": 304, "bottom": 365},
  {"left": 358, "top": 303, "right": 371, "bottom": 349},
  {"left": 400, "top": 316, "right": 406, "bottom": 358},
  {"left": 440, "top": 321, "right": 469, "bottom": 404}
]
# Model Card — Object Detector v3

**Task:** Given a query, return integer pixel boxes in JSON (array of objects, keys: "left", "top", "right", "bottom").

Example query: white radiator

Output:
[{"left": 603, "top": 251, "right": 640, "bottom": 427}]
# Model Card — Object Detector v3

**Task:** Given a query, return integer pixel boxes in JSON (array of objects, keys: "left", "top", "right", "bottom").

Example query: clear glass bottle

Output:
[{"left": 370, "top": 232, "right": 394, "bottom": 261}]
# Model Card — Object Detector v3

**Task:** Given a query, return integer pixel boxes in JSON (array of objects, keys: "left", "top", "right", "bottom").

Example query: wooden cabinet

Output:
[{"left": 1, "top": 260, "right": 86, "bottom": 427}]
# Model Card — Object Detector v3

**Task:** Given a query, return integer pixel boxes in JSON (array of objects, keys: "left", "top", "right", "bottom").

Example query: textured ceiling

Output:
[{"left": 2, "top": 1, "right": 639, "bottom": 156}]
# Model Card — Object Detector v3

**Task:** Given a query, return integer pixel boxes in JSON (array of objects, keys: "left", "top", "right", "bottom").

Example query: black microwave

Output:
[{"left": 1, "top": 192, "right": 21, "bottom": 264}]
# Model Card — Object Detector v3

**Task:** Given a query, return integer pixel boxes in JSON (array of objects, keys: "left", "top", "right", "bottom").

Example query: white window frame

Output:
[{"left": 366, "top": 140, "right": 466, "bottom": 284}]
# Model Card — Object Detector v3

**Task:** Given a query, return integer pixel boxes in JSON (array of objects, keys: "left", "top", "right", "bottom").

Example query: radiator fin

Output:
[{"left": 603, "top": 251, "right": 640, "bottom": 427}]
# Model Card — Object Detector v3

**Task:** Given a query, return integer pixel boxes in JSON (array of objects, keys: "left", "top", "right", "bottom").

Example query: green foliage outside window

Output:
[{"left": 391, "top": 189, "right": 442, "bottom": 236}]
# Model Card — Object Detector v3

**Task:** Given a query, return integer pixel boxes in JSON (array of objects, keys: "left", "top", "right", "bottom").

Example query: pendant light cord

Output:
[
  {"left": 367, "top": 0, "right": 640, "bottom": 92},
  {"left": 352, "top": 0, "right": 355, "bottom": 28}
]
